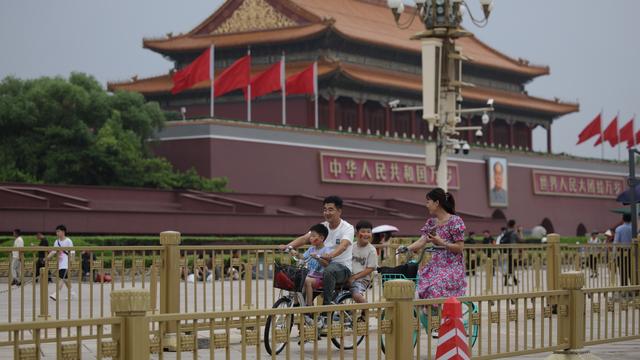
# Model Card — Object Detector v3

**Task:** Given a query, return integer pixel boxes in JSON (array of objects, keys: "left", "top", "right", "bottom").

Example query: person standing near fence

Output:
[
  {"left": 282, "top": 195, "right": 354, "bottom": 306},
  {"left": 47, "top": 225, "right": 75, "bottom": 301},
  {"left": 11, "top": 229, "right": 24, "bottom": 286},
  {"left": 403, "top": 188, "right": 467, "bottom": 300},
  {"left": 500, "top": 220, "right": 520, "bottom": 286},
  {"left": 614, "top": 213, "right": 633, "bottom": 286},
  {"left": 587, "top": 231, "right": 601, "bottom": 278},
  {"left": 35, "top": 232, "right": 51, "bottom": 282}
]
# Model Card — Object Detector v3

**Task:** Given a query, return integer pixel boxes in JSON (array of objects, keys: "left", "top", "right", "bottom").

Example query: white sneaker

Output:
[{"left": 49, "top": 293, "right": 56, "bottom": 301}]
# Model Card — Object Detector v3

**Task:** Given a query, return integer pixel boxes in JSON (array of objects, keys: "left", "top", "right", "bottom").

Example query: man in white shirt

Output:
[
  {"left": 282, "top": 195, "right": 354, "bottom": 305},
  {"left": 11, "top": 229, "right": 24, "bottom": 286},
  {"left": 48, "top": 224, "right": 75, "bottom": 301}
]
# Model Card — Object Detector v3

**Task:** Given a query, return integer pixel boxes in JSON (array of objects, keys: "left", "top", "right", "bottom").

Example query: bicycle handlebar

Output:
[{"left": 395, "top": 245, "right": 444, "bottom": 264}]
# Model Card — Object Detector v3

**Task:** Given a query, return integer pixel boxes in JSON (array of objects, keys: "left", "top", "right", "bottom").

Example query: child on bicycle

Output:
[
  {"left": 290, "top": 223, "right": 331, "bottom": 306},
  {"left": 349, "top": 220, "right": 377, "bottom": 303}
]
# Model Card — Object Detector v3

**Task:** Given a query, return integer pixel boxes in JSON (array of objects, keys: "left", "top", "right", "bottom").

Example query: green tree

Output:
[{"left": 0, "top": 73, "right": 227, "bottom": 191}]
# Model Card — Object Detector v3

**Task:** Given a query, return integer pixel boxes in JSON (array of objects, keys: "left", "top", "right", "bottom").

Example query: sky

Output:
[{"left": 1, "top": 0, "right": 639, "bottom": 161}]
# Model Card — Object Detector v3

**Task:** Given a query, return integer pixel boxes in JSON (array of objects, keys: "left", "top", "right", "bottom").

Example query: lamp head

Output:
[
  {"left": 481, "top": 112, "right": 490, "bottom": 125},
  {"left": 479, "top": 0, "right": 494, "bottom": 19},
  {"left": 427, "top": 117, "right": 437, "bottom": 132},
  {"left": 462, "top": 142, "right": 470, "bottom": 155},
  {"left": 387, "top": 0, "right": 402, "bottom": 9},
  {"left": 475, "top": 129, "right": 483, "bottom": 138}
]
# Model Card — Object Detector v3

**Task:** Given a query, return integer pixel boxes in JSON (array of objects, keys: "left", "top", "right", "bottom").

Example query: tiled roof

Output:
[{"left": 143, "top": 0, "right": 548, "bottom": 77}]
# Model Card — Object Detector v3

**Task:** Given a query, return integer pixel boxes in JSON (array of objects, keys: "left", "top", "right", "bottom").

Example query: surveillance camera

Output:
[
  {"left": 462, "top": 143, "right": 470, "bottom": 155},
  {"left": 481, "top": 112, "right": 490, "bottom": 125},
  {"left": 475, "top": 129, "right": 483, "bottom": 138},
  {"left": 453, "top": 142, "right": 461, "bottom": 154},
  {"left": 456, "top": 94, "right": 463, "bottom": 105},
  {"left": 487, "top": 98, "right": 494, "bottom": 107},
  {"left": 388, "top": 99, "right": 400, "bottom": 108}
]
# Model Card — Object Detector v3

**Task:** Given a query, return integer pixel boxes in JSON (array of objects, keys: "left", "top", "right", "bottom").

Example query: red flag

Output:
[
  {"left": 171, "top": 49, "right": 210, "bottom": 94},
  {"left": 635, "top": 128, "right": 640, "bottom": 148},
  {"left": 619, "top": 118, "right": 635, "bottom": 149},
  {"left": 576, "top": 113, "right": 601, "bottom": 145},
  {"left": 286, "top": 63, "right": 315, "bottom": 95},
  {"left": 595, "top": 116, "right": 618, "bottom": 147},
  {"left": 245, "top": 61, "right": 282, "bottom": 100},
  {"left": 214, "top": 55, "right": 251, "bottom": 97}
]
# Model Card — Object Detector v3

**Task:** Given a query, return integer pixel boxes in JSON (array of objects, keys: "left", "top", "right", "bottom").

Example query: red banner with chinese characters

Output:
[
  {"left": 320, "top": 152, "right": 459, "bottom": 189},
  {"left": 532, "top": 170, "right": 624, "bottom": 199}
]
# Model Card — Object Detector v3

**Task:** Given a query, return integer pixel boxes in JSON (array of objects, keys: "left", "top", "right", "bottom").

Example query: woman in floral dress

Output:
[{"left": 405, "top": 188, "right": 467, "bottom": 299}]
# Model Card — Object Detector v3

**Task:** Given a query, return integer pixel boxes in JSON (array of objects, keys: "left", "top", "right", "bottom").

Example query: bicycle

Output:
[
  {"left": 263, "top": 250, "right": 365, "bottom": 355},
  {"left": 377, "top": 246, "right": 479, "bottom": 353}
]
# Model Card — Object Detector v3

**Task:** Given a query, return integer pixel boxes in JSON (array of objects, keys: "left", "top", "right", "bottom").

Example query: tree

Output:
[{"left": 0, "top": 73, "right": 227, "bottom": 191}]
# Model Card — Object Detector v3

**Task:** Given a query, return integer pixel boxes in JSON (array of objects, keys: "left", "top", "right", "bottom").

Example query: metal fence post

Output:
[
  {"left": 484, "top": 253, "right": 494, "bottom": 294},
  {"left": 546, "top": 271, "right": 601, "bottom": 360},
  {"left": 383, "top": 279, "right": 415, "bottom": 360},
  {"left": 546, "top": 234, "right": 561, "bottom": 291},
  {"left": 150, "top": 265, "right": 158, "bottom": 313},
  {"left": 38, "top": 270, "right": 49, "bottom": 320},
  {"left": 243, "top": 259, "right": 254, "bottom": 309},
  {"left": 111, "top": 289, "right": 150, "bottom": 360},
  {"left": 160, "top": 231, "right": 180, "bottom": 349}
]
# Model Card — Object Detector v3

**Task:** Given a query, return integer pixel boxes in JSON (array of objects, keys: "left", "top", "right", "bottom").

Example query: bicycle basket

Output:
[
  {"left": 274, "top": 264, "right": 308, "bottom": 292},
  {"left": 378, "top": 263, "right": 419, "bottom": 284}
]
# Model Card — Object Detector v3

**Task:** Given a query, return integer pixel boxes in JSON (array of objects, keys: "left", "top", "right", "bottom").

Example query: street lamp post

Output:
[{"left": 387, "top": 0, "right": 494, "bottom": 191}]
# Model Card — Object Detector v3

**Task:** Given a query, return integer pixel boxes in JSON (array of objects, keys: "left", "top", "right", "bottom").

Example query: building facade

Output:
[{"left": 103, "top": 0, "right": 626, "bottom": 236}]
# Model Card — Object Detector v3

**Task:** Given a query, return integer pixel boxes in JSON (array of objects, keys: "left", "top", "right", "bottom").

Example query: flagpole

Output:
[
  {"left": 210, "top": 44, "right": 215, "bottom": 118},
  {"left": 314, "top": 61, "right": 318, "bottom": 129},
  {"left": 282, "top": 52, "right": 286, "bottom": 126},
  {"left": 247, "top": 48, "right": 252, "bottom": 123},
  {"left": 617, "top": 111, "right": 621, "bottom": 161},
  {"left": 600, "top": 109, "right": 604, "bottom": 160}
]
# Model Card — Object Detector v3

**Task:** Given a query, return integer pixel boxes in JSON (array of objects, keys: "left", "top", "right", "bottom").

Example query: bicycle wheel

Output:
[
  {"left": 380, "top": 307, "right": 419, "bottom": 354},
  {"left": 264, "top": 297, "right": 295, "bottom": 355},
  {"left": 329, "top": 292, "right": 366, "bottom": 350},
  {"left": 461, "top": 301, "right": 479, "bottom": 348}
]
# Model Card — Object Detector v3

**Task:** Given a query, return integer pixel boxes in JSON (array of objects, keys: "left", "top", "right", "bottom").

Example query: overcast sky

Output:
[{"left": 1, "top": 0, "right": 639, "bottom": 161}]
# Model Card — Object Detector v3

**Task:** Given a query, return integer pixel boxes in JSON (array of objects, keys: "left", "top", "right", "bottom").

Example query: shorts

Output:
[
  {"left": 350, "top": 279, "right": 370, "bottom": 295},
  {"left": 307, "top": 273, "right": 323, "bottom": 289},
  {"left": 58, "top": 269, "right": 68, "bottom": 279}
]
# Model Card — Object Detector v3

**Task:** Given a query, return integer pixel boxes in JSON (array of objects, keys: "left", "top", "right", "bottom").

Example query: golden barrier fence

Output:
[
  {"left": 1, "top": 233, "right": 639, "bottom": 322},
  {"left": 560, "top": 244, "right": 637, "bottom": 288},
  {"left": 2, "top": 272, "right": 638, "bottom": 359},
  {"left": 583, "top": 285, "right": 640, "bottom": 346},
  {"left": 0, "top": 317, "right": 121, "bottom": 359}
]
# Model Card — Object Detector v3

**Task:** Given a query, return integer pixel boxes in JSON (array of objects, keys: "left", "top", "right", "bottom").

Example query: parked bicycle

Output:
[
  {"left": 377, "top": 246, "right": 479, "bottom": 353},
  {"left": 263, "top": 249, "right": 365, "bottom": 355}
]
